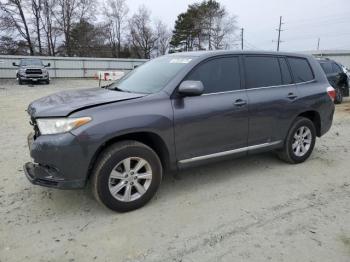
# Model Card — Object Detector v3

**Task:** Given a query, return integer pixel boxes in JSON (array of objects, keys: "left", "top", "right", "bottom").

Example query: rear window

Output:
[
  {"left": 332, "top": 63, "right": 343, "bottom": 74},
  {"left": 320, "top": 62, "right": 333, "bottom": 74},
  {"left": 288, "top": 57, "right": 314, "bottom": 83},
  {"left": 244, "top": 56, "right": 283, "bottom": 88}
]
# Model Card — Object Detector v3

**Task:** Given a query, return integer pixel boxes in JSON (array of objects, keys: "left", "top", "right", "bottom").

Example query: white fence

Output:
[{"left": 0, "top": 55, "right": 147, "bottom": 78}]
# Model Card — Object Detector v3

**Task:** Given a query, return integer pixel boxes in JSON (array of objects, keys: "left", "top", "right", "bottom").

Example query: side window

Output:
[
  {"left": 332, "top": 63, "right": 342, "bottom": 74},
  {"left": 245, "top": 56, "right": 282, "bottom": 88},
  {"left": 288, "top": 57, "right": 314, "bottom": 83},
  {"left": 279, "top": 58, "right": 292, "bottom": 84},
  {"left": 320, "top": 62, "right": 333, "bottom": 74},
  {"left": 185, "top": 57, "right": 241, "bottom": 93}
]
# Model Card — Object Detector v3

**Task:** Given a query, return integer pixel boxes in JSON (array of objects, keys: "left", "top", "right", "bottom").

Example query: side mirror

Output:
[
  {"left": 178, "top": 80, "right": 204, "bottom": 97},
  {"left": 12, "top": 62, "right": 18, "bottom": 67},
  {"left": 45, "top": 63, "right": 51, "bottom": 67}
]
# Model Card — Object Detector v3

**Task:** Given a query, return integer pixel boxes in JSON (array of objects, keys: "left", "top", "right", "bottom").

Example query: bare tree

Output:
[
  {"left": 104, "top": 0, "right": 128, "bottom": 58},
  {"left": 31, "top": 0, "right": 42, "bottom": 54},
  {"left": 128, "top": 6, "right": 157, "bottom": 59},
  {"left": 154, "top": 20, "right": 171, "bottom": 56},
  {"left": 212, "top": 15, "right": 237, "bottom": 50},
  {"left": 55, "top": 0, "right": 94, "bottom": 56},
  {"left": 40, "top": 0, "right": 59, "bottom": 55},
  {"left": 0, "top": 0, "right": 34, "bottom": 55}
]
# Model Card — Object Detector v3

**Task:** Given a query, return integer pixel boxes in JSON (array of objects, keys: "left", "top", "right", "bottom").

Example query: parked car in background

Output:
[
  {"left": 24, "top": 51, "right": 335, "bottom": 212},
  {"left": 13, "top": 58, "right": 50, "bottom": 85},
  {"left": 318, "top": 58, "right": 349, "bottom": 104}
]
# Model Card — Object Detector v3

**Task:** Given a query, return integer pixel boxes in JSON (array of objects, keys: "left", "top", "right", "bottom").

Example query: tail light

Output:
[{"left": 327, "top": 86, "right": 336, "bottom": 102}]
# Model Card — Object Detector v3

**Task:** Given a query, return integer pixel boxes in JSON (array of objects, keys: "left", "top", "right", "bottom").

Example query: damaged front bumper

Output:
[
  {"left": 24, "top": 131, "right": 92, "bottom": 189},
  {"left": 24, "top": 162, "right": 85, "bottom": 189}
]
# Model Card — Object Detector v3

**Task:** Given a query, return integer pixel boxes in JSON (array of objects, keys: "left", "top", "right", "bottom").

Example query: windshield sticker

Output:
[{"left": 169, "top": 58, "right": 192, "bottom": 64}]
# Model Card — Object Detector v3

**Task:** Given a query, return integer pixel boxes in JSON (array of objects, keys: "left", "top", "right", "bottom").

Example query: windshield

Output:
[
  {"left": 109, "top": 56, "right": 193, "bottom": 94},
  {"left": 20, "top": 59, "right": 43, "bottom": 66}
]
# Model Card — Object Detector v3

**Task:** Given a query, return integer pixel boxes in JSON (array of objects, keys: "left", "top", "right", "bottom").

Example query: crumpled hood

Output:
[{"left": 27, "top": 87, "right": 146, "bottom": 118}]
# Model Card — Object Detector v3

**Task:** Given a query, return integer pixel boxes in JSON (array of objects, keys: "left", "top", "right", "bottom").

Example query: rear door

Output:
[
  {"left": 173, "top": 56, "right": 249, "bottom": 162},
  {"left": 243, "top": 55, "right": 298, "bottom": 146}
]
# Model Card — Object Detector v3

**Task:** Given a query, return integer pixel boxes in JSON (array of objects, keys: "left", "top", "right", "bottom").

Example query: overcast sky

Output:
[{"left": 126, "top": 0, "right": 350, "bottom": 51}]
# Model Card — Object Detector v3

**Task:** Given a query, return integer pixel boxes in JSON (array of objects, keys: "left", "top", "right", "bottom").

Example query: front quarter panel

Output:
[{"left": 69, "top": 93, "right": 175, "bottom": 175}]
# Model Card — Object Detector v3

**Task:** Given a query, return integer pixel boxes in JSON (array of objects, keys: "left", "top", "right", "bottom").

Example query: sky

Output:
[{"left": 125, "top": 0, "right": 350, "bottom": 52}]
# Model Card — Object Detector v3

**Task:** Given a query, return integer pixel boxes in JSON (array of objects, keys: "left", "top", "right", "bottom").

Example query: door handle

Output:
[
  {"left": 287, "top": 93, "right": 298, "bottom": 100},
  {"left": 234, "top": 99, "right": 247, "bottom": 107}
]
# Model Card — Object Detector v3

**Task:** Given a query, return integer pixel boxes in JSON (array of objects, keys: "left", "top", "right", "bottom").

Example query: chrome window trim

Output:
[
  {"left": 201, "top": 79, "right": 316, "bottom": 96},
  {"left": 178, "top": 141, "right": 282, "bottom": 164}
]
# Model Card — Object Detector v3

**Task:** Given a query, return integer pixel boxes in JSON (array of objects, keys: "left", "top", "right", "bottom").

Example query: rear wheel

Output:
[
  {"left": 91, "top": 140, "right": 162, "bottom": 212},
  {"left": 334, "top": 87, "right": 343, "bottom": 104},
  {"left": 278, "top": 117, "right": 316, "bottom": 164}
]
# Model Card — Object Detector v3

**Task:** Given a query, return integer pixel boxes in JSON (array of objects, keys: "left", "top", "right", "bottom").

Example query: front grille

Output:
[{"left": 25, "top": 69, "right": 42, "bottom": 75}]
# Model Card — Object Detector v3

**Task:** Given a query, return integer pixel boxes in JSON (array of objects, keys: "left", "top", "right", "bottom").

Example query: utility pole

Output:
[
  {"left": 317, "top": 38, "right": 320, "bottom": 50},
  {"left": 241, "top": 28, "right": 244, "bottom": 50},
  {"left": 276, "top": 16, "right": 283, "bottom": 51}
]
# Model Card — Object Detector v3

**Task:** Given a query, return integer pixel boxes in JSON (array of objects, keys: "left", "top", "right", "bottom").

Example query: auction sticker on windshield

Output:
[{"left": 169, "top": 58, "right": 192, "bottom": 64}]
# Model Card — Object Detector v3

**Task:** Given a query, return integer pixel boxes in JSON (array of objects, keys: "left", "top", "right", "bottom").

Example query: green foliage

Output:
[{"left": 170, "top": 0, "right": 235, "bottom": 52}]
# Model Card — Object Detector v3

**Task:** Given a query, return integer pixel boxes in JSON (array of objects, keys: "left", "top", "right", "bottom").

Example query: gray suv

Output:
[
  {"left": 13, "top": 58, "right": 50, "bottom": 85},
  {"left": 24, "top": 51, "right": 335, "bottom": 212}
]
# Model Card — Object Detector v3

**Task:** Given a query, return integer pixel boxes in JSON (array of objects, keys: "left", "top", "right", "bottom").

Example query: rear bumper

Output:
[
  {"left": 320, "top": 103, "right": 335, "bottom": 136},
  {"left": 24, "top": 162, "right": 85, "bottom": 189}
]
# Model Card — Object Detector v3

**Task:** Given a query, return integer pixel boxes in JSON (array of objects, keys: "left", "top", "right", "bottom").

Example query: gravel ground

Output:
[{"left": 0, "top": 79, "right": 350, "bottom": 262}]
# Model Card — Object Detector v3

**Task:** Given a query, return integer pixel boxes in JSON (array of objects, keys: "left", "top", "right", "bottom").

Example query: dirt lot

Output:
[{"left": 0, "top": 79, "right": 350, "bottom": 262}]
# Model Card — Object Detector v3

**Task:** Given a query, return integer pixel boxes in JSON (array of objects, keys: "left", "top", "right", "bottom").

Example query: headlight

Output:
[
  {"left": 42, "top": 68, "right": 48, "bottom": 74},
  {"left": 19, "top": 69, "right": 25, "bottom": 74},
  {"left": 36, "top": 117, "right": 92, "bottom": 135}
]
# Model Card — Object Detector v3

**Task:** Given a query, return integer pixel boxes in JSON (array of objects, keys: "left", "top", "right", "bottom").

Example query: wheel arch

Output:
[
  {"left": 87, "top": 131, "right": 171, "bottom": 180},
  {"left": 296, "top": 110, "right": 321, "bottom": 137}
]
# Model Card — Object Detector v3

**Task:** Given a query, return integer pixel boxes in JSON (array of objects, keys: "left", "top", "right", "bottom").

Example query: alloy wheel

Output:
[{"left": 108, "top": 157, "right": 153, "bottom": 202}]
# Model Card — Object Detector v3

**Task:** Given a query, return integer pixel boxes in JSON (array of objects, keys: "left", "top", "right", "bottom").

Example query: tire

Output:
[
  {"left": 334, "top": 87, "right": 343, "bottom": 104},
  {"left": 91, "top": 140, "right": 162, "bottom": 212},
  {"left": 278, "top": 117, "right": 316, "bottom": 164},
  {"left": 18, "top": 78, "right": 23, "bottom": 85},
  {"left": 45, "top": 79, "right": 50, "bottom": 85}
]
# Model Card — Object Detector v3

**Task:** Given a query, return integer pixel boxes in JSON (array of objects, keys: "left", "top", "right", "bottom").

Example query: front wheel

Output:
[
  {"left": 91, "top": 140, "right": 162, "bottom": 212},
  {"left": 278, "top": 117, "right": 316, "bottom": 164}
]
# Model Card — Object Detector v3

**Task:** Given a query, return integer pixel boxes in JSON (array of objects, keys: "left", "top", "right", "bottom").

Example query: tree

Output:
[
  {"left": 0, "top": 35, "right": 28, "bottom": 54},
  {"left": 154, "top": 20, "right": 171, "bottom": 56},
  {"left": 170, "top": 0, "right": 237, "bottom": 52},
  {"left": 70, "top": 19, "right": 108, "bottom": 57},
  {"left": 0, "top": 0, "right": 34, "bottom": 55},
  {"left": 104, "top": 0, "right": 128, "bottom": 58},
  {"left": 211, "top": 14, "right": 237, "bottom": 50},
  {"left": 31, "top": 0, "right": 43, "bottom": 54},
  {"left": 40, "top": 0, "right": 59, "bottom": 56},
  {"left": 128, "top": 6, "right": 157, "bottom": 59},
  {"left": 55, "top": 0, "right": 95, "bottom": 56},
  {"left": 170, "top": 4, "right": 202, "bottom": 52}
]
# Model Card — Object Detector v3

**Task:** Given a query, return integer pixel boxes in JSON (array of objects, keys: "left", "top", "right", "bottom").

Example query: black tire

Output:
[
  {"left": 45, "top": 79, "right": 50, "bottom": 85},
  {"left": 334, "top": 87, "right": 343, "bottom": 104},
  {"left": 18, "top": 78, "right": 23, "bottom": 85},
  {"left": 91, "top": 140, "right": 162, "bottom": 212},
  {"left": 278, "top": 117, "right": 316, "bottom": 164}
]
